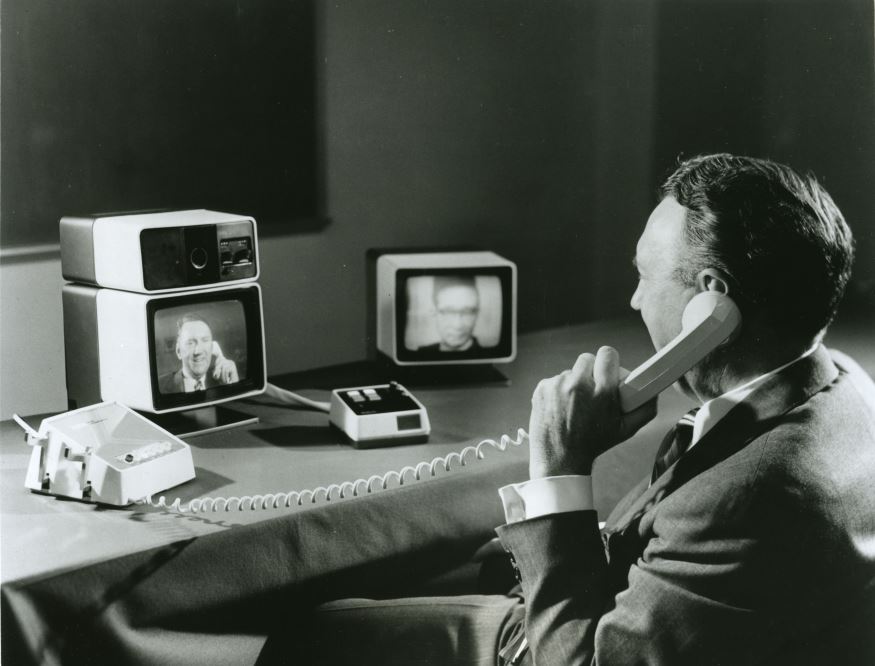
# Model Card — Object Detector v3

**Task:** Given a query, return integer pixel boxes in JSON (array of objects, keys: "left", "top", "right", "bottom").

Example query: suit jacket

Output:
[
  {"left": 497, "top": 346, "right": 875, "bottom": 665},
  {"left": 417, "top": 337, "right": 483, "bottom": 354},
  {"left": 157, "top": 367, "right": 220, "bottom": 394}
]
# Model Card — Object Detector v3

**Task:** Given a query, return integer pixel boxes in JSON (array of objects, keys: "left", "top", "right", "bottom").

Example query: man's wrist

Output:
[
  {"left": 500, "top": 474, "right": 595, "bottom": 523},
  {"left": 530, "top": 458, "right": 594, "bottom": 479}
]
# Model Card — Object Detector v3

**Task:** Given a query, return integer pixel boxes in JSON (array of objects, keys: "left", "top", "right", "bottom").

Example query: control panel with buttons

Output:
[
  {"left": 115, "top": 440, "right": 176, "bottom": 466},
  {"left": 329, "top": 382, "right": 430, "bottom": 447},
  {"left": 218, "top": 235, "right": 255, "bottom": 281}
]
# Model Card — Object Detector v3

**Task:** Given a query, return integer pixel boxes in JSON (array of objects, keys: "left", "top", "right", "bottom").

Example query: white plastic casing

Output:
[
  {"left": 375, "top": 251, "right": 517, "bottom": 365},
  {"left": 60, "top": 209, "right": 259, "bottom": 293},
  {"left": 24, "top": 402, "right": 195, "bottom": 506},
  {"left": 63, "top": 283, "right": 267, "bottom": 413},
  {"left": 96, "top": 288, "right": 152, "bottom": 408},
  {"left": 329, "top": 384, "right": 431, "bottom": 444}
]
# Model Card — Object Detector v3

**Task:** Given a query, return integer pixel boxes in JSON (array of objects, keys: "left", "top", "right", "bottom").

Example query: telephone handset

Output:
[{"left": 619, "top": 291, "right": 742, "bottom": 412}]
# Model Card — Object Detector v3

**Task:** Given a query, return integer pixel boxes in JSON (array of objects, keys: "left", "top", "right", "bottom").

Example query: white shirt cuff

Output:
[{"left": 498, "top": 475, "right": 594, "bottom": 523}]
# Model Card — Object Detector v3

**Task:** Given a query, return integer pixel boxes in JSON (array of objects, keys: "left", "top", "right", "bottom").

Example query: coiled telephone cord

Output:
[{"left": 141, "top": 428, "right": 528, "bottom": 514}]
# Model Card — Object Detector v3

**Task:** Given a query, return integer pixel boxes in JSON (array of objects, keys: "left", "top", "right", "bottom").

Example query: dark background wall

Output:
[
  {"left": 651, "top": 0, "right": 875, "bottom": 307},
  {"left": 1, "top": 0, "right": 872, "bottom": 418},
  {"left": 0, "top": 0, "right": 322, "bottom": 242}
]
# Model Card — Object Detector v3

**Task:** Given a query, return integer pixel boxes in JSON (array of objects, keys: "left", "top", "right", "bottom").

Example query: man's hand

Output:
[
  {"left": 211, "top": 341, "right": 239, "bottom": 385},
  {"left": 212, "top": 358, "right": 239, "bottom": 384},
  {"left": 528, "top": 346, "right": 656, "bottom": 479}
]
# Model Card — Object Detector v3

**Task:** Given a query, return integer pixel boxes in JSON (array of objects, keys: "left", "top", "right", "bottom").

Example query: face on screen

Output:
[
  {"left": 434, "top": 283, "right": 480, "bottom": 351},
  {"left": 155, "top": 300, "right": 248, "bottom": 395},
  {"left": 402, "top": 275, "right": 503, "bottom": 354},
  {"left": 176, "top": 319, "right": 213, "bottom": 379}
]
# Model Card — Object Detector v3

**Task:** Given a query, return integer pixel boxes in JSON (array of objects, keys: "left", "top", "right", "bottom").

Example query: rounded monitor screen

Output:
[
  {"left": 153, "top": 300, "right": 248, "bottom": 396},
  {"left": 402, "top": 274, "right": 503, "bottom": 356}
]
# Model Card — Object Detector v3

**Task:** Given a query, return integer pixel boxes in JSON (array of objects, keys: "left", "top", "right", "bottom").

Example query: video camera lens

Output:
[{"left": 189, "top": 247, "right": 209, "bottom": 270}]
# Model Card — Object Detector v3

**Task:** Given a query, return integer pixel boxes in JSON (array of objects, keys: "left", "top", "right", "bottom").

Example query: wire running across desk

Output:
[
  {"left": 143, "top": 428, "right": 529, "bottom": 513},
  {"left": 0, "top": 318, "right": 685, "bottom": 587},
  {"left": 0, "top": 317, "right": 750, "bottom": 666},
  {"left": 4, "top": 315, "right": 871, "bottom": 665}
]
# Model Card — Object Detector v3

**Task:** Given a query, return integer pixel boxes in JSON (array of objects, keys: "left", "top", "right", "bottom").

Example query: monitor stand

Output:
[
  {"left": 143, "top": 405, "right": 258, "bottom": 439},
  {"left": 268, "top": 359, "right": 510, "bottom": 392},
  {"left": 388, "top": 363, "right": 510, "bottom": 387}
]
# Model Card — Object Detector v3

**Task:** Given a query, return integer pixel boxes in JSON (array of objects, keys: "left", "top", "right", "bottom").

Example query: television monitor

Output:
[
  {"left": 63, "top": 283, "right": 266, "bottom": 417},
  {"left": 375, "top": 251, "right": 517, "bottom": 366}
]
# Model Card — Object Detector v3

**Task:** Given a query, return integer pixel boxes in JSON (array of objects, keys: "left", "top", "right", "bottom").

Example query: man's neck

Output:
[
  {"left": 182, "top": 367, "right": 206, "bottom": 382},
  {"left": 688, "top": 337, "right": 819, "bottom": 402}
]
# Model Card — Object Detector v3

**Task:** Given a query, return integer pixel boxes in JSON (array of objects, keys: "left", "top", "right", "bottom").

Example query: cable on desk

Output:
[
  {"left": 258, "top": 383, "right": 331, "bottom": 413},
  {"left": 140, "top": 428, "right": 528, "bottom": 514}
]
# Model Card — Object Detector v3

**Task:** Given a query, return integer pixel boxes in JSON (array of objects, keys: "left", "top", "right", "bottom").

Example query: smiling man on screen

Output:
[{"left": 158, "top": 313, "right": 239, "bottom": 394}]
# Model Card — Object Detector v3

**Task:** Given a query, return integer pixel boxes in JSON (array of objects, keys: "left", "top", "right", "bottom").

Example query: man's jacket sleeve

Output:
[{"left": 496, "top": 509, "right": 780, "bottom": 665}]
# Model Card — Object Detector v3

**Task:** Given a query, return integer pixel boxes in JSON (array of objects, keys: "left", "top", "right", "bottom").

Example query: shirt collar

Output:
[
  {"left": 181, "top": 367, "right": 206, "bottom": 392},
  {"left": 690, "top": 341, "right": 820, "bottom": 449}
]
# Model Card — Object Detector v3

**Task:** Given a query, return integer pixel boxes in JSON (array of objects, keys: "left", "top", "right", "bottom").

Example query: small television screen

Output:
[
  {"left": 397, "top": 271, "right": 512, "bottom": 361},
  {"left": 149, "top": 287, "right": 265, "bottom": 411},
  {"left": 62, "top": 283, "right": 266, "bottom": 414},
  {"left": 375, "top": 251, "right": 516, "bottom": 366}
]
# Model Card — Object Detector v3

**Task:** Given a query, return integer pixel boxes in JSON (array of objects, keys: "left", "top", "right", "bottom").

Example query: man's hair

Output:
[
  {"left": 175, "top": 313, "right": 212, "bottom": 336},
  {"left": 661, "top": 154, "right": 854, "bottom": 345},
  {"left": 432, "top": 275, "right": 479, "bottom": 305}
]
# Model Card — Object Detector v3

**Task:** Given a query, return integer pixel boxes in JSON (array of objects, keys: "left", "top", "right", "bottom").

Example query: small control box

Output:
[{"left": 329, "top": 382, "right": 430, "bottom": 447}]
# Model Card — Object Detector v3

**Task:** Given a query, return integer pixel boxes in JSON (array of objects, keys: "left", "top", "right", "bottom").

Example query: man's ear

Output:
[{"left": 695, "top": 268, "right": 731, "bottom": 295}]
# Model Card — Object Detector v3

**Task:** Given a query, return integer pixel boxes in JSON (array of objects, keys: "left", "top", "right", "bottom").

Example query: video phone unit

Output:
[
  {"left": 60, "top": 209, "right": 258, "bottom": 293},
  {"left": 63, "top": 282, "right": 267, "bottom": 415},
  {"left": 371, "top": 250, "right": 517, "bottom": 367}
]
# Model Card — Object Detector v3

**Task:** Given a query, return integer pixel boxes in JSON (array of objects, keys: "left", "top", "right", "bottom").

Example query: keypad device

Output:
[{"left": 329, "top": 382, "right": 430, "bottom": 447}]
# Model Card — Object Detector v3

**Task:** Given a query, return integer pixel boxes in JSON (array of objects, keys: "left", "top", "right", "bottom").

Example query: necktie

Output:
[
  {"left": 194, "top": 379, "right": 204, "bottom": 391},
  {"left": 651, "top": 408, "right": 699, "bottom": 484}
]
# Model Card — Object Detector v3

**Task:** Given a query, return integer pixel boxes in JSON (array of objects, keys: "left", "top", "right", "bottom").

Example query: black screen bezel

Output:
[
  {"left": 394, "top": 266, "right": 514, "bottom": 363},
  {"left": 148, "top": 285, "right": 265, "bottom": 410}
]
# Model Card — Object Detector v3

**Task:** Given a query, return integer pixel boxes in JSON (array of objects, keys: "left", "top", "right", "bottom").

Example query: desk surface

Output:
[
  {"left": 1, "top": 317, "right": 679, "bottom": 585},
  {"left": 2, "top": 314, "right": 872, "bottom": 666},
  {"left": 3, "top": 312, "right": 873, "bottom": 586}
]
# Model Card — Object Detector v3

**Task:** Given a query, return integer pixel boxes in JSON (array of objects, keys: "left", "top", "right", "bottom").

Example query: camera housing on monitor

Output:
[
  {"left": 374, "top": 251, "right": 517, "bottom": 367},
  {"left": 60, "top": 209, "right": 258, "bottom": 293},
  {"left": 63, "top": 283, "right": 266, "bottom": 415}
]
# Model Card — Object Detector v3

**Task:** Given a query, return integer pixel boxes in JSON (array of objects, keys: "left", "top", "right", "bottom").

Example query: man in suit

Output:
[
  {"left": 417, "top": 275, "right": 483, "bottom": 353},
  {"left": 496, "top": 154, "right": 874, "bottom": 663},
  {"left": 158, "top": 313, "right": 239, "bottom": 394},
  {"left": 309, "top": 154, "right": 875, "bottom": 664}
]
